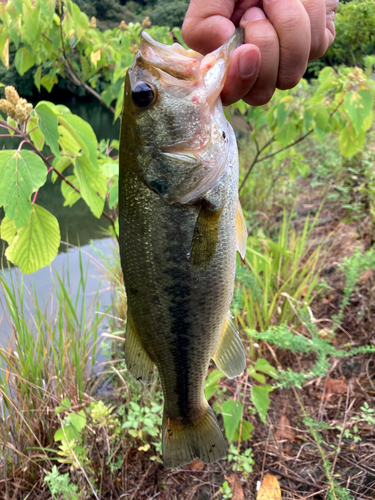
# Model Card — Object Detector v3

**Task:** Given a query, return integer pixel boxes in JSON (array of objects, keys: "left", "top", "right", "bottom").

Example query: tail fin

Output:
[{"left": 162, "top": 405, "right": 227, "bottom": 469}]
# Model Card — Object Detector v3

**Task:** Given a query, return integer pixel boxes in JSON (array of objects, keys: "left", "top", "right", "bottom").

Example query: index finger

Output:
[{"left": 182, "top": 0, "right": 236, "bottom": 54}]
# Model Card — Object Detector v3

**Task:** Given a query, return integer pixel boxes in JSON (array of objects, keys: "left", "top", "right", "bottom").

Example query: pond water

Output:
[{"left": 0, "top": 101, "right": 121, "bottom": 345}]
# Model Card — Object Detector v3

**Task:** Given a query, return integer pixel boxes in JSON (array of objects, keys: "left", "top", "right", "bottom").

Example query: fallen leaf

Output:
[
  {"left": 323, "top": 293, "right": 336, "bottom": 304},
  {"left": 274, "top": 415, "right": 295, "bottom": 441},
  {"left": 257, "top": 473, "right": 282, "bottom": 500},
  {"left": 226, "top": 474, "right": 245, "bottom": 500},
  {"left": 189, "top": 458, "right": 205, "bottom": 471},
  {"left": 323, "top": 377, "right": 348, "bottom": 400},
  {"left": 358, "top": 268, "right": 372, "bottom": 282}
]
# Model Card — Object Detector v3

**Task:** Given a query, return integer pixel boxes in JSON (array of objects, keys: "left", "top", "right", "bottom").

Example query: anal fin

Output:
[
  {"left": 212, "top": 314, "right": 246, "bottom": 378},
  {"left": 236, "top": 200, "right": 247, "bottom": 259},
  {"left": 125, "top": 311, "right": 155, "bottom": 385}
]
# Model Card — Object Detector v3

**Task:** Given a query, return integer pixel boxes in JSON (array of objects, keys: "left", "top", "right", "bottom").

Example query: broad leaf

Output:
[
  {"left": 14, "top": 47, "right": 34, "bottom": 76},
  {"left": 222, "top": 399, "right": 242, "bottom": 442},
  {"left": 61, "top": 175, "right": 81, "bottom": 207},
  {"left": 6, "top": 204, "right": 60, "bottom": 274},
  {"left": 108, "top": 180, "right": 118, "bottom": 209},
  {"left": 277, "top": 101, "right": 290, "bottom": 130},
  {"left": 69, "top": 411, "right": 86, "bottom": 433},
  {"left": 251, "top": 385, "right": 272, "bottom": 424},
  {"left": 55, "top": 397, "right": 71, "bottom": 414},
  {"left": 204, "top": 369, "right": 224, "bottom": 400},
  {"left": 343, "top": 90, "right": 373, "bottom": 136},
  {"left": 26, "top": 117, "right": 45, "bottom": 150},
  {"left": 254, "top": 359, "right": 278, "bottom": 379},
  {"left": 232, "top": 418, "right": 254, "bottom": 442},
  {"left": 35, "top": 102, "right": 60, "bottom": 157},
  {"left": 75, "top": 156, "right": 106, "bottom": 218},
  {"left": 51, "top": 157, "right": 72, "bottom": 183},
  {"left": 60, "top": 115, "right": 98, "bottom": 168},
  {"left": 339, "top": 125, "right": 366, "bottom": 158},
  {"left": 0, "top": 150, "right": 47, "bottom": 228},
  {"left": 0, "top": 216, "right": 16, "bottom": 245},
  {"left": 248, "top": 366, "right": 266, "bottom": 384}
]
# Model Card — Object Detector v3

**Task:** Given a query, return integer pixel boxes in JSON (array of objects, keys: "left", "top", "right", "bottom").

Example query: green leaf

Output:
[
  {"left": 61, "top": 175, "right": 81, "bottom": 207},
  {"left": 55, "top": 397, "right": 71, "bottom": 415},
  {"left": 40, "top": 71, "right": 58, "bottom": 93},
  {"left": 75, "top": 156, "right": 106, "bottom": 218},
  {"left": 248, "top": 367, "right": 266, "bottom": 384},
  {"left": 343, "top": 90, "right": 373, "bottom": 136},
  {"left": 204, "top": 369, "right": 224, "bottom": 400},
  {"left": 51, "top": 157, "right": 72, "bottom": 183},
  {"left": 362, "top": 110, "right": 374, "bottom": 132},
  {"left": 232, "top": 418, "right": 254, "bottom": 442},
  {"left": 34, "top": 66, "right": 42, "bottom": 92},
  {"left": 69, "top": 411, "right": 86, "bottom": 433},
  {"left": 0, "top": 216, "right": 16, "bottom": 245},
  {"left": 254, "top": 359, "right": 278, "bottom": 379},
  {"left": 251, "top": 385, "right": 272, "bottom": 424},
  {"left": 60, "top": 115, "right": 98, "bottom": 168},
  {"left": 277, "top": 101, "right": 290, "bottom": 130},
  {"left": 312, "top": 104, "right": 330, "bottom": 143},
  {"left": 14, "top": 47, "right": 35, "bottom": 76},
  {"left": 222, "top": 399, "right": 242, "bottom": 442},
  {"left": 0, "top": 150, "right": 47, "bottom": 228},
  {"left": 108, "top": 180, "right": 118, "bottom": 209},
  {"left": 275, "top": 120, "right": 298, "bottom": 147},
  {"left": 26, "top": 117, "right": 45, "bottom": 150},
  {"left": 5, "top": 205, "right": 60, "bottom": 274},
  {"left": 339, "top": 125, "right": 366, "bottom": 158},
  {"left": 35, "top": 102, "right": 60, "bottom": 157},
  {"left": 54, "top": 424, "right": 80, "bottom": 443},
  {"left": 58, "top": 125, "right": 81, "bottom": 156}
]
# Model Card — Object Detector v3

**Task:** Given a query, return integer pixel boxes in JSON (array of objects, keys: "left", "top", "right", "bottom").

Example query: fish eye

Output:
[{"left": 131, "top": 82, "right": 155, "bottom": 108}]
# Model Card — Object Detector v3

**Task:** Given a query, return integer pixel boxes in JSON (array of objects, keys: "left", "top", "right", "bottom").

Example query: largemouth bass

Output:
[{"left": 119, "top": 28, "right": 247, "bottom": 469}]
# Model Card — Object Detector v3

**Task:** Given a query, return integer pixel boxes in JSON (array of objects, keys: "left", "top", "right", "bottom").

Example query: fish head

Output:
[{"left": 121, "top": 29, "right": 243, "bottom": 203}]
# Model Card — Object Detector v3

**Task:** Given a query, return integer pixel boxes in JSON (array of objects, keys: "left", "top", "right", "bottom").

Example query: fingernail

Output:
[
  {"left": 239, "top": 52, "right": 259, "bottom": 78},
  {"left": 242, "top": 7, "right": 267, "bottom": 23}
]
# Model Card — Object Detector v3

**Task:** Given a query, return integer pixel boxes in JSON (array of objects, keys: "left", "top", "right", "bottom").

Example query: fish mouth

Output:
[{"left": 138, "top": 29, "right": 244, "bottom": 103}]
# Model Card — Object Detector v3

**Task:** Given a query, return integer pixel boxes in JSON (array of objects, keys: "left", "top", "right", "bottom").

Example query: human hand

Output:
[{"left": 182, "top": 0, "right": 339, "bottom": 106}]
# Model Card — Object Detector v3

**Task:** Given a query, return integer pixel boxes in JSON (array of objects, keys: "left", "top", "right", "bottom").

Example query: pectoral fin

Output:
[
  {"left": 236, "top": 201, "right": 247, "bottom": 259},
  {"left": 212, "top": 314, "right": 246, "bottom": 379},
  {"left": 190, "top": 201, "right": 223, "bottom": 267},
  {"left": 125, "top": 311, "right": 155, "bottom": 385}
]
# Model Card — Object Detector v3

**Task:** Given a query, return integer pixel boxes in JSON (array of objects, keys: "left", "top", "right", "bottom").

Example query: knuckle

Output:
[
  {"left": 245, "top": 89, "right": 274, "bottom": 107},
  {"left": 278, "top": 67, "right": 306, "bottom": 90}
]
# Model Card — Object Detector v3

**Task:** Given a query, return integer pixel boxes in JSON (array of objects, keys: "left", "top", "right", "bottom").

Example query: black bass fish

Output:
[{"left": 119, "top": 28, "right": 247, "bottom": 469}]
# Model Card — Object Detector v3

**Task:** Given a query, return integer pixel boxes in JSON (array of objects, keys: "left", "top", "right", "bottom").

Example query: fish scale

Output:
[{"left": 119, "top": 28, "right": 247, "bottom": 468}]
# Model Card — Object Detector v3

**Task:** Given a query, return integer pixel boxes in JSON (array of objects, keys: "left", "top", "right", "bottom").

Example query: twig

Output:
[{"left": 331, "top": 381, "right": 351, "bottom": 475}]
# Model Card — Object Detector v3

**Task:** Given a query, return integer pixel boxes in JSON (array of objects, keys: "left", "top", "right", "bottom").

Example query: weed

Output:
[
  {"left": 44, "top": 465, "right": 81, "bottom": 500},
  {"left": 0, "top": 255, "right": 110, "bottom": 489},
  {"left": 233, "top": 209, "right": 323, "bottom": 332},
  {"left": 227, "top": 444, "right": 254, "bottom": 478},
  {"left": 219, "top": 480, "right": 233, "bottom": 499}
]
